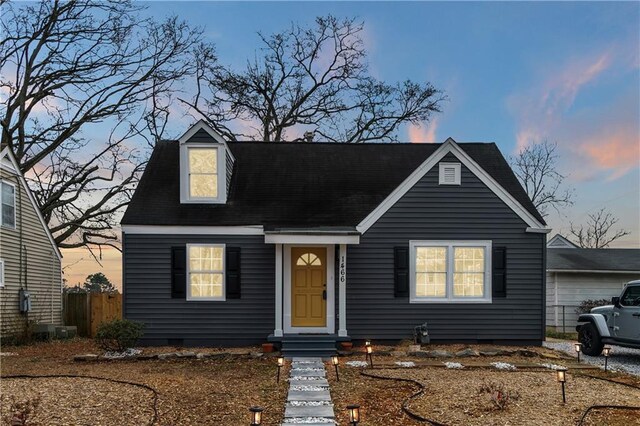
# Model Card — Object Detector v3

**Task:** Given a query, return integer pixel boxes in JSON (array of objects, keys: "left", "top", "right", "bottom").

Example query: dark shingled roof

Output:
[
  {"left": 121, "top": 141, "right": 545, "bottom": 227},
  {"left": 548, "top": 248, "right": 640, "bottom": 272}
]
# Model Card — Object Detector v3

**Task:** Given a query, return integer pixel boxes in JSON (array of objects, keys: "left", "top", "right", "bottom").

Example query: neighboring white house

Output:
[{"left": 546, "top": 234, "right": 640, "bottom": 331}]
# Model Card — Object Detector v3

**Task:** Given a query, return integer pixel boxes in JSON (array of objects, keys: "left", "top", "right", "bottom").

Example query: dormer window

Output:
[
  {"left": 179, "top": 120, "right": 234, "bottom": 204},
  {"left": 188, "top": 147, "right": 218, "bottom": 199}
]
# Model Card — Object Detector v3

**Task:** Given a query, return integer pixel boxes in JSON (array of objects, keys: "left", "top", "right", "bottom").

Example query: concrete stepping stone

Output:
[
  {"left": 288, "top": 390, "right": 332, "bottom": 401},
  {"left": 284, "top": 405, "right": 335, "bottom": 418}
]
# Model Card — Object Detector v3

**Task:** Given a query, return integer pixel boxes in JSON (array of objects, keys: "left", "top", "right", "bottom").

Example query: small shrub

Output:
[
  {"left": 95, "top": 319, "right": 144, "bottom": 352},
  {"left": 575, "top": 299, "right": 611, "bottom": 315},
  {"left": 477, "top": 380, "right": 520, "bottom": 410}
]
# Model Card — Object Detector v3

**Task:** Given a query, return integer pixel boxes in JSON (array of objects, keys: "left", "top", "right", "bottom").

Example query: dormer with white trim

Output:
[{"left": 179, "top": 120, "right": 235, "bottom": 204}]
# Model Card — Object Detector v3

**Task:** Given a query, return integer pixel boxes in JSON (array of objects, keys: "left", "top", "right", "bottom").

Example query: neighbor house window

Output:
[
  {"left": 188, "top": 147, "right": 218, "bottom": 199},
  {"left": 0, "top": 258, "right": 5, "bottom": 287},
  {"left": 187, "top": 244, "right": 225, "bottom": 301},
  {"left": 1, "top": 181, "right": 16, "bottom": 228},
  {"left": 410, "top": 240, "right": 491, "bottom": 303}
]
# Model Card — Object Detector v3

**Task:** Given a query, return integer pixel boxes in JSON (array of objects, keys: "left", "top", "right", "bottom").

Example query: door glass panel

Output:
[{"left": 296, "top": 253, "right": 322, "bottom": 266}]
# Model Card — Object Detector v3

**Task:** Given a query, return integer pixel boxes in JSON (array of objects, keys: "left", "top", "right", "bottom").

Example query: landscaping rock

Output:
[
  {"left": 407, "top": 350, "right": 429, "bottom": 357},
  {"left": 455, "top": 348, "right": 480, "bottom": 357},
  {"left": 391, "top": 351, "right": 406, "bottom": 357},
  {"left": 176, "top": 351, "right": 196, "bottom": 358},
  {"left": 74, "top": 354, "right": 98, "bottom": 362},
  {"left": 157, "top": 352, "right": 178, "bottom": 360},
  {"left": 251, "top": 352, "right": 264, "bottom": 358},
  {"left": 426, "top": 350, "right": 454, "bottom": 358},
  {"left": 137, "top": 354, "right": 158, "bottom": 360},
  {"left": 479, "top": 347, "right": 513, "bottom": 356},
  {"left": 517, "top": 349, "right": 539, "bottom": 358}
]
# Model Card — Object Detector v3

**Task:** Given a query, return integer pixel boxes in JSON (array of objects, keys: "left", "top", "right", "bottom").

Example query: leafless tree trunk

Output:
[
  {"left": 1, "top": 0, "right": 210, "bottom": 257},
  {"left": 182, "top": 15, "right": 446, "bottom": 143},
  {"left": 510, "top": 140, "right": 573, "bottom": 218},
  {"left": 569, "top": 208, "right": 631, "bottom": 248}
]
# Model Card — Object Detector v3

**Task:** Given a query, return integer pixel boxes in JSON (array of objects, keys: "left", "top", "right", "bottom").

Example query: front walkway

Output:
[{"left": 281, "top": 357, "right": 335, "bottom": 425}]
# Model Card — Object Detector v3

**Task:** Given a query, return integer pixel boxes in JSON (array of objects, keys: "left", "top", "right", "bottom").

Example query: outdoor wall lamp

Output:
[
  {"left": 556, "top": 368, "right": 567, "bottom": 403},
  {"left": 603, "top": 347, "right": 611, "bottom": 372},
  {"left": 249, "top": 406, "right": 263, "bottom": 426},
  {"left": 574, "top": 343, "right": 582, "bottom": 362},
  {"left": 331, "top": 355, "right": 340, "bottom": 381},
  {"left": 347, "top": 404, "right": 361, "bottom": 425},
  {"left": 277, "top": 356, "right": 285, "bottom": 383}
]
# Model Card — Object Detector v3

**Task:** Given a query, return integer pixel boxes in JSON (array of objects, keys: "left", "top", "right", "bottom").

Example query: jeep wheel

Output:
[{"left": 579, "top": 323, "right": 604, "bottom": 356}]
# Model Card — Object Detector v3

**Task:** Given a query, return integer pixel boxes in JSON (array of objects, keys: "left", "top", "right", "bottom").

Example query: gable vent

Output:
[{"left": 439, "top": 163, "right": 461, "bottom": 185}]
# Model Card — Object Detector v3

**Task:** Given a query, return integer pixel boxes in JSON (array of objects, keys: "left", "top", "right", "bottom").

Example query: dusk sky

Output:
[{"left": 61, "top": 1, "right": 640, "bottom": 288}]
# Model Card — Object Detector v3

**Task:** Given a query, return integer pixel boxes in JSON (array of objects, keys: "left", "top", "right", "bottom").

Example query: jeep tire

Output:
[{"left": 579, "top": 323, "right": 604, "bottom": 356}]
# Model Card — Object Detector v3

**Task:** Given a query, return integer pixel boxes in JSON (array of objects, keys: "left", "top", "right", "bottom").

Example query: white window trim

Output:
[
  {"left": 409, "top": 240, "right": 492, "bottom": 303},
  {"left": 1, "top": 180, "right": 16, "bottom": 229},
  {"left": 439, "top": 162, "right": 461, "bottom": 185},
  {"left": 0, "top": 258, "right": 5, "bottom": 287},
  {"left": 186, "top": 243, "right": 226, "bottom": 301},
  {"left": 180, "top": 144, "right": 227, "bottom": 204}
]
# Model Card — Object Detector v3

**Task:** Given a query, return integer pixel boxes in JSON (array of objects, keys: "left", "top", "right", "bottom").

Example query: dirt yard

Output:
[{"left": 0, "top": 339, "right": 287, "bottom": 426}]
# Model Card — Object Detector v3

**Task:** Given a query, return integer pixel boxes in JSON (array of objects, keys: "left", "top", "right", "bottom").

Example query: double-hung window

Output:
[
  {"left": 410, "top": 240, "right": 491, "bottom": 303},
  {"left": 188, "top": 147, "right": 219, "bottom": 200},
  {"left": 1, "top": 181, "right": 16, "bottom": 229},
  {"left": 187, "top": 244, "right": 225, "bottom": 301},
  {"left": 0, "top": 258, "right": 5, "bottom": 287}
]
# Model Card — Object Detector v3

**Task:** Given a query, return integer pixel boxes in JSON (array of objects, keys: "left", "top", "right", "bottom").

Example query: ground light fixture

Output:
[
  {"left": 556, "top": 368, "right": 567, "bottom": 404},
  {"left": 331, "top": 355, "right": 340, "bottom": 381},
  {"left": 574, "top": 343, "right": 582, "bottom": 362},
  {"left": 277, "top": 357, "right": 285, "bottom": 383},
  {"left": 365, "top": 344, "right": 374, "bottom": 368},
  {"left": 249, "top": 406, "right": 263, "bottom": 426},
  {"left": 347, "top": 404, "right": 361, "bottom": 425},
  {"left": 603, "top": 347, "right": 611, "bottom": 372}
]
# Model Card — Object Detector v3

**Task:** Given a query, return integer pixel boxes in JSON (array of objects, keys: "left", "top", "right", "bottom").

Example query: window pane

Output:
[
  {"left": 190, "top": 174, "right": 218, "bottom": 198},
  {"left": 189, "top": 148, "right": 217, "bottom": 174},
  {"left": 189, "top": 246, "right": 224, "bottom": 271},
  {"left": 1, "top": 183, "right": 14, "bottom": 205},
  {"left": 416, "top": 272, "right": 446, "bottom": 297},
  {"left": 189, "top": 273, "right": 223, "bottom": 298},
  {"left": 2, "top": 205, "right": 15, "bottom": 227},
  {"left": 454, "top": 247, "right": 484, "bottom": 273},
  {"left": 416, "top": 247, "right": 446, "bottom": 272},
  {"left": 453, "top": 272, "right": 484, "bottom": 297}
]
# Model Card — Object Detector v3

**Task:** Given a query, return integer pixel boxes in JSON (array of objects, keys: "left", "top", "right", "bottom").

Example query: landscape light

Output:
[
  {"left": 347, "top": 404, "right": 361, "bottom": 425},
  {"left": 277, "top": 357, "right": 284, "bottom": 383},
  {"left": 365, "top": 344, "right": 374, "bottom": 368},
  {"left": 556, "top": 368, "right": 567, "bottom": 403},
  {"left": 603, "top": 347, "right": 611, "bottom": 372},
  {"left": 365, "top": 340, "right": 371, "bottom": 347},
  {"left": 574, "top": 343, "right": 582, "bottom": 362},
  {"left": 331, "top": 355, "right": 340, "bottom": 381},
  {"left": 249, "top": 406, "right": 263, "bottom": 426}
]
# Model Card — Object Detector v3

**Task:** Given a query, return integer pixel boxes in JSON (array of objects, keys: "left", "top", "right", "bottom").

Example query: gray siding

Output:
[
  {"left": 344, "top": 153, "right": 545, "bottom": 344},
  {"left": 123, "top": 234, "right": 274, "bottom": 346}
]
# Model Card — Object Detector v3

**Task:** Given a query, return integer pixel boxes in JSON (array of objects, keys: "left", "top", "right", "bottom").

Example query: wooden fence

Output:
[{"left": 63, "top": 292, "right": 122, "bottom": 337}]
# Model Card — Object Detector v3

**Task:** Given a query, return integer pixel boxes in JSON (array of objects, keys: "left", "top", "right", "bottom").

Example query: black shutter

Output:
[
  {"left": 492, "top": 246, "right": 507, "bottom": 298},
  {"left": 226, "top": 247, "right": 241, "bottom": 299},
  {"left": 171, "top": 246, "right": 186, "bottom": 298},
  {"left": 394, "top": 246, "right": 410, "bottom": 297}
]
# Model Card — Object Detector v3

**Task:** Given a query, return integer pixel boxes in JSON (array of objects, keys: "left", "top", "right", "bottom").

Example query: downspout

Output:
[
  {"left": 50, "top": 250, "right": 54, "bottom": 323},
  {"left": 541, "top": 233, "right": 547, "bottom": 342}
]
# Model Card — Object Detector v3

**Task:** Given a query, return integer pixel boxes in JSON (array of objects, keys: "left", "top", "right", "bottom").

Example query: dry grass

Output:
[
  {"left": 332, "top": 367, "right": 640, "bottom": 426},
  {"left": 0, "top": 339, "right": 287, "bottom": 426}
]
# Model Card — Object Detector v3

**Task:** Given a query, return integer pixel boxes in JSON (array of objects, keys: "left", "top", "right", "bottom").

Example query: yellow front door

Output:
[{"left": 291, "top": 247, "right": 327, "bottom": 327}]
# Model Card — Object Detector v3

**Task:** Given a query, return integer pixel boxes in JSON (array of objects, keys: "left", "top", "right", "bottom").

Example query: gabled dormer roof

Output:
[
  {"left": 547, "top": 233, "right": 578, "bottom": 248},
  {"left": 122, "top": 130, "right": 546, "bottom": 231}
]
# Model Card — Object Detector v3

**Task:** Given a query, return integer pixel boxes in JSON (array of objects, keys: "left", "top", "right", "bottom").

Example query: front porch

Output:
[{"left": 265, "top": 230, "right": 358, "bottom": 353}]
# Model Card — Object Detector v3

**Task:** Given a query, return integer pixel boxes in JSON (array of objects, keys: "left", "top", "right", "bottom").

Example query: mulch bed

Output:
[{"left": 0, "top": 339, "right": 288, "bottom": 426}]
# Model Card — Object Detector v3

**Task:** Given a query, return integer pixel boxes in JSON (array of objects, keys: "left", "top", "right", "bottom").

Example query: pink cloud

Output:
[
  {"left": 575, "top": 125, "right": 640, "bottom": 181},
  {"left": 408, "top": 118, "right": 439, "bottom": 143}
]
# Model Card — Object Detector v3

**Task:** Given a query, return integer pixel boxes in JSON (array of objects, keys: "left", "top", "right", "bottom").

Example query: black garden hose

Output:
[
  {"left": 1, "top": 374, "right": 159, "bottom": 426},
  {"left": 360, "top": 370, "right": 448, "bottom": 426}
]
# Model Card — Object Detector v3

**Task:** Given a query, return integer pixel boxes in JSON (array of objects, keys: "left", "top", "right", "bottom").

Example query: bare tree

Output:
[
  {"left": 568, "top": 208, "right": 631, "bottom": 248},
  {"left": 1, "top": 0, "right": 210, "bottom": 256},
  {"left": 510, "top": 139, "right": 573, "bottom": 218},
  {"left": 183, "top": 15, "right": 445, "bottom": 143}
]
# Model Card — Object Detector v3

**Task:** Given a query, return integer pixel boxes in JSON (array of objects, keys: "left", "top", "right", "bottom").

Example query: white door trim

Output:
[{"left": 284, "top": 244, "right": 335, "bottom": 334}]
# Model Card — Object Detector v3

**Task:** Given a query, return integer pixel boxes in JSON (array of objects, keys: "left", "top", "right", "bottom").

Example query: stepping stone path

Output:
[{"left": 282, "top": 357, "right": 336, "bottom": 425}]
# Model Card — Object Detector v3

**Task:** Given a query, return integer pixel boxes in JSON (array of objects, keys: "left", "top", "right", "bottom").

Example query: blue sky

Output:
[{"left": 59, "top": 1, "right": 640, "bottom": 285}]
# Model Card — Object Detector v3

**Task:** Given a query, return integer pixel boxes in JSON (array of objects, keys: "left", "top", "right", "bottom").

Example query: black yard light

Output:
[
  {"left": 603, "top": 347, "right": 611, "bottom": 372},
  {"left": 365, "top": 340, "right": 371, "bottom": 347},
  {"left": 556, "top": 368, "right": 567, "bottom": 404},
  {"left": 574, "top": 343, "right": 582, "bottom": 362},
  {"left": 347, "top": 404, "right": 361, "bottom": 425},
  {"left": 277, "top": 356, "right": 285, "bottom": 383},
  {"left": 331, "top": 355, "right": 340, "bottom": 381},
  {"left": 249, "top": 406, "right": 263, "bottom": 426},
  {"left": 365, "top": 344, "right": 374, "bottom": 368}
]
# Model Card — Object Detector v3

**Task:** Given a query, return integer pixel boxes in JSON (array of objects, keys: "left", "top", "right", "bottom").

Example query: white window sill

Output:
[{"left": 410, "top": 298, "right": 493, "bottom": 304}]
